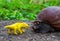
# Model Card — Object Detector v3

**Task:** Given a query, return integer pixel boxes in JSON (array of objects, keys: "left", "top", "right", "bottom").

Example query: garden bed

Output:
[{"left": 0, "top": 20, "right": 60, "bottom": 41}]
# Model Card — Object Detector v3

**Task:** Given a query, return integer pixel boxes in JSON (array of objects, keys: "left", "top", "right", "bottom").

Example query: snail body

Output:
[{"left": 32, "top": 6, "right": 60, "bottom": 33}]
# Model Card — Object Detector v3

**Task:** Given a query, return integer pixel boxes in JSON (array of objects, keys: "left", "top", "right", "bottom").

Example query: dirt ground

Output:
[{"left": 0, "top": 20, "right": 60, "bottom": 41}]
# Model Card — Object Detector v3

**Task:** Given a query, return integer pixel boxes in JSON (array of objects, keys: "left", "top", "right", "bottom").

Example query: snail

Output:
[{"left": 32, "top": 6, "right": 60, "bottom": 33}]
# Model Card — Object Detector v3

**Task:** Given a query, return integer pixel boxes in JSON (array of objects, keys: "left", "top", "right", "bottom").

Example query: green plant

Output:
[{"left": 0, "top": 0, "right": 60, "bottom": 21}]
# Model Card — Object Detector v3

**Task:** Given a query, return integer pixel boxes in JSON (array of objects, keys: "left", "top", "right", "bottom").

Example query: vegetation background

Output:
[{"left": 0, "top": 0, "right": 59, "bottom": 21}]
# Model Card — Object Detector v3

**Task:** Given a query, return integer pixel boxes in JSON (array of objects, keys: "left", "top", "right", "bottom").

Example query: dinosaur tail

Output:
[
  {"left": 4, "top": 25, "right": 12, "bottom": 29},
  {"left": 4, "top": 26, "right": 9, "bottom": 28}
]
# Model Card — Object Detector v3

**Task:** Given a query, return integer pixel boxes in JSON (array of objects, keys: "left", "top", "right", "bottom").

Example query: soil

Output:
[{"left": 0, "top": 20, "right": 60, "bottom": 41}]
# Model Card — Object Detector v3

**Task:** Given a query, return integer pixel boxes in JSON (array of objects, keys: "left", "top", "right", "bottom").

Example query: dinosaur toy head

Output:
[{"left": 22, "top": 22, "right": 29, "bottom": 28}]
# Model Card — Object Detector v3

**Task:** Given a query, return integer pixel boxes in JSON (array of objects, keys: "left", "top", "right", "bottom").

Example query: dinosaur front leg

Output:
[
  {"left": 22, "top": 29, "right": 25, "bottom": 33},
  {"left": 14, "top": 28, "right": 17, "bottom": 35},
  {"left": 18, "top": 29, "right": 23, "bottom": 34}
]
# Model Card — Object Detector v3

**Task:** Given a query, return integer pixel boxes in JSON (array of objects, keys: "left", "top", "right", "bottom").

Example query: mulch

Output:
[{"left": 0, "top": 20, "right": 60, "bottom": 41}]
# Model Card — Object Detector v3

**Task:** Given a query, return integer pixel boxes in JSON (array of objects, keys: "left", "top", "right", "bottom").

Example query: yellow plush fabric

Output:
[{"left": 4, "top": 22, "right": 29, "bottom": 35}]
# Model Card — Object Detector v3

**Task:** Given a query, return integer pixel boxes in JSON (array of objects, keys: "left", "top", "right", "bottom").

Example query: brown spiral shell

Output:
[{"left": 37, "top": 6, "right": 60, "bottom": 30}]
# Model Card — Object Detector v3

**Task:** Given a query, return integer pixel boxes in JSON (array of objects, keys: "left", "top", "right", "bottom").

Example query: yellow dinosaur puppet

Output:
[{"left": 4, "top": 22, "right": 29, "bottom": 35}]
